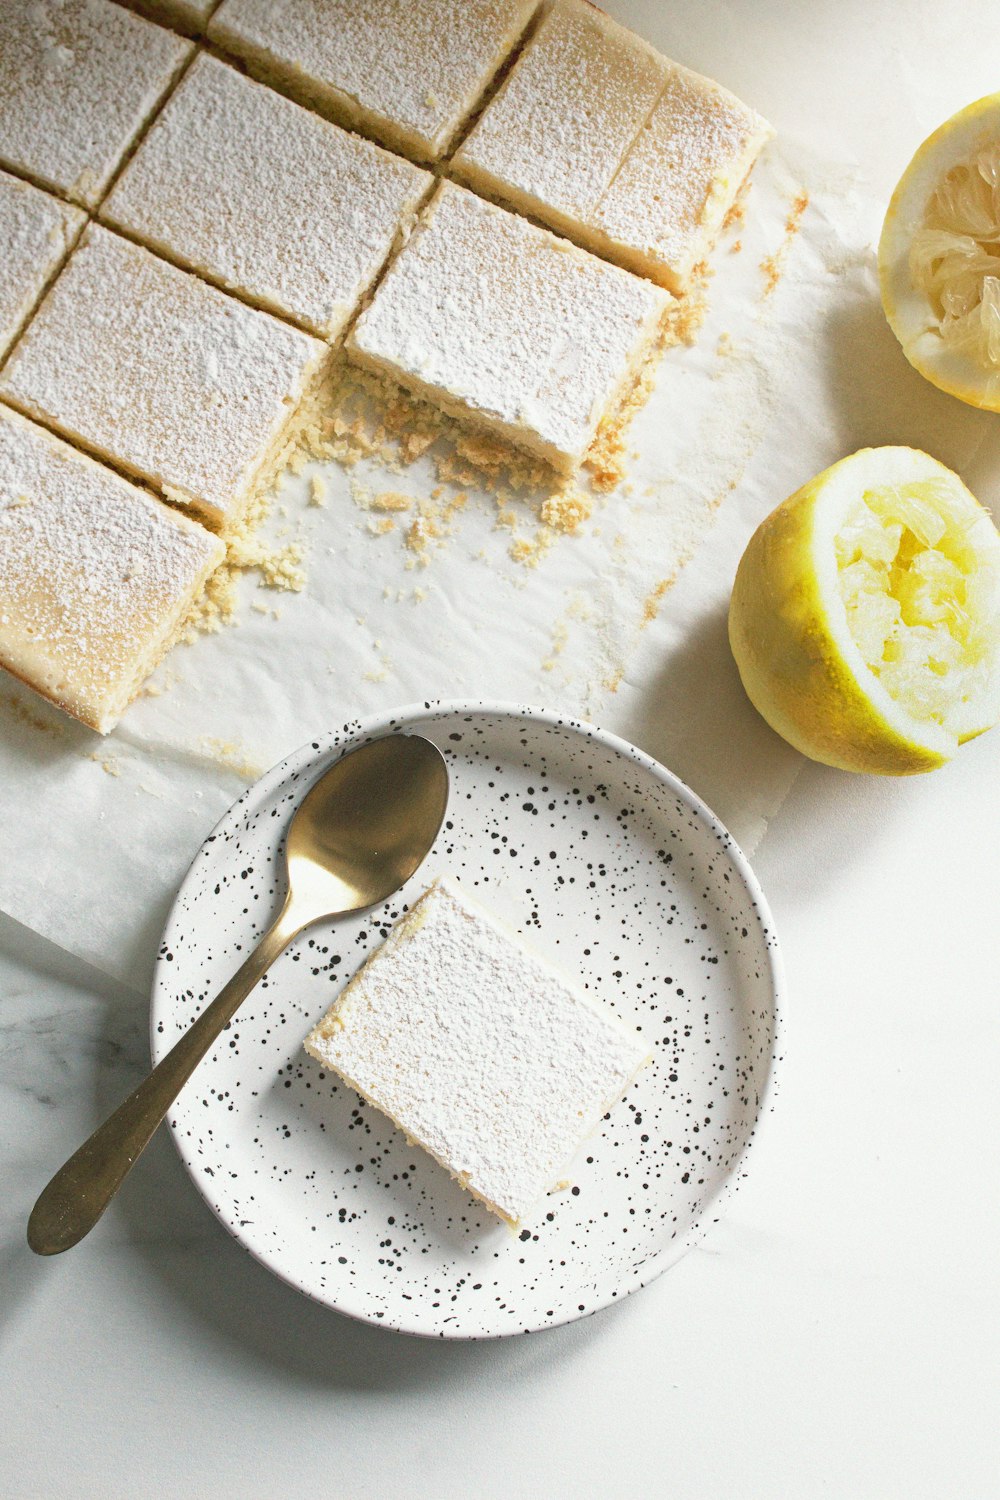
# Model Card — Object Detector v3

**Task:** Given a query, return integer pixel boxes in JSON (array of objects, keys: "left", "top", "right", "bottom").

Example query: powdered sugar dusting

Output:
[
  {"left": 455, "top": 0, "right": 771, "bottom": 292},
  {"left": 0, "top": 170, "right": 84, "bottom": 360},
  {"left": 0, "top": 0, "right": 191, "bottom": 208},
  {"left": 593, "top": 66, "right": 772, "bottom": 287},
  {"left": 348, "top": 181, "right": 668, "bottom": 468},
  {"left": 305, "top": 875, "right": 649, "bottom": 1226},
  {"left": 209, "top": 0, "right": 537, "bottom": 158},
  {"left": 456, "top": 0, "right": 667, "bottom": 218},
  {"left": 0, "top": 405, "right": 223, "bottom": 731},
  {"left": 103, "top": 53, "right": 431, "bottom": 339},
  {"left": 0, "top": 226, "right": 328, "bottom": 524}
]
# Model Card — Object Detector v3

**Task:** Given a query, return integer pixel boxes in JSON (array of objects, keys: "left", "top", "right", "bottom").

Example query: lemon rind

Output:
[{"left": 729, "top": 447, "right": 1000, "bottom": 774}]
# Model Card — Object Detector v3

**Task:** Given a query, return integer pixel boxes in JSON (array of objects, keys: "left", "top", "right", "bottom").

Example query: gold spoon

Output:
[{"left": 28, "top": 733, "right": 449, "bottom": 1257}]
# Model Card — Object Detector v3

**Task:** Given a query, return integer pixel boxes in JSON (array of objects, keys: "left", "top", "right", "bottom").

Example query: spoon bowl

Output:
[
  {"left": 28, "top": 733, "right": 449, "bottom": 1256},
  {"left": 288, "top": 734, "right": 449, "bottom": 922}
]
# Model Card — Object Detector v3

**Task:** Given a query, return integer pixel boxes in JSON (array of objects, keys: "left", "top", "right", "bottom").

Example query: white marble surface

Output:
[
  {"left": 4, "top": 730, "right": 999, "bottom": 1499},
  {"left": 3, "top": 0, "right": 1000, "bottom": 1494}
]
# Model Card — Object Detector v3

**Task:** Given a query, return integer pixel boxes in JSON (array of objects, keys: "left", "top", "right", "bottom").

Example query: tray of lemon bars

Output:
[{"left": 6, "top": 0, "right": 1000, "bottom": 1333}]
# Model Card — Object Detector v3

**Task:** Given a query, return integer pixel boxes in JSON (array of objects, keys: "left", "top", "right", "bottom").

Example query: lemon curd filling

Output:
[
  {"left": 836, "top": 480, "right": 1000, "bottom": 733},
  {"left": 909, "top": 142, "right": 1000, "bottom": 372}
]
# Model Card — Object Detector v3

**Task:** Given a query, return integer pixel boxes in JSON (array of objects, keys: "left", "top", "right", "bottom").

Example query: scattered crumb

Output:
[
  {"left": 371, "top": 490, "right": 412, "bottom": 512},
  {"left": 731, "top": 238, "right": 743, "bottom": 254},
  {"left": 723, "top": 199, "right": 746, "bottom": 232},
  {"left": 585, "top": 292, "right": 705, "bottom": 492},
  {"left": 405, "top": 512, "right": 440, "bottom": 559},
  {"left": 642, "top": 574, "right": 679, "bottom": 627},
  {"left": 368, "top": 516, "right": 397, "bottom": 535},
  {"left": 539, "top": 488, "right": 590, "bottom": 534},
  {"left": 198, "top": 736, "right": 263, "bottom": 781},
  {"left": 508, "top": 531, "right": 552, "bottom": 567},
  {"left": 88, "top": 752, "right": 121, "bottom": 777},
  {"left": 760, "top": 190, "right": 809, "bottom": 296},
  {"left": 541, "top": 619, "right": 568, "bottom": 673},
  {"left": 309, "top": 474, "right": 327, "bottom": 507},
  {"left": 179, "top": 475, "right": 309, "bottom": 644}
]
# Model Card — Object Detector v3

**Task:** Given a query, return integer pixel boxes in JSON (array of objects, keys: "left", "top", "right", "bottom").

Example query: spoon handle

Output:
[{"left": 27, "top": 901, "right": 299, "bottom": 1256}]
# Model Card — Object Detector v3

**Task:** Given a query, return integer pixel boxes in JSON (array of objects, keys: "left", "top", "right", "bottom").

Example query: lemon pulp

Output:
[
  {"left": 909, "top": 142, "right": 1000, "bottom": 372},
  {"left": 879, "top": 94, "right": 1000, "bottom": 410},
  {"left": 836, "top": 478, "right": 999, "bottom": 740}
]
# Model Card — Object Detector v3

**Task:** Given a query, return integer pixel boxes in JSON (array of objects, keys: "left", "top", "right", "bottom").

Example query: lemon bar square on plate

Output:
[
  {"left": 208, "top": 0, "right": 539, "bottom": 162},
  {"left": 103, "top": 54, "right": 432, "bottom": 341},
  {"left": 453, "top": 0, "right": 772, "bottom": 294},
  {"left": 0, "top": 225, "right": 329, "bottom": 530},
  {"left": 0, "top": 171, "right": 85, "bottom": 363},
  {"left": 0, "top": 0, "right": 191, "bottom": 209},
  {"left": 304, "top": 876, "right": 651, "bottom": 1228},
  {"left": 346, "top": 180, "right": 669, "bottom": 474},
  {"left": 0, "top": 405, "right": 224, "bottom": 733}
]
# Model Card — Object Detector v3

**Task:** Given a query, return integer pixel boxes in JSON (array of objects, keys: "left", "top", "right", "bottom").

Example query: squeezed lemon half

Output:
[
  {"left": 879, "top": 94, "right": 1000, "bottom": 410},
  {"left": 728, "top": 447, "right": 1000, "bottom": 774}
]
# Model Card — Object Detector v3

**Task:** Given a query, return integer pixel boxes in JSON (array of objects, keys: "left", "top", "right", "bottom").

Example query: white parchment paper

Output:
[{"left": 2, "top": 133, "right": 997, "bottom": 989}]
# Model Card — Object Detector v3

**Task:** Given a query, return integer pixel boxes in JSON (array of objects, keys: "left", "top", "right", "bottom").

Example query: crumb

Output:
[
  {"left": 309, "top": 474, "right": 327, "bottom": 507},
  {"left": 641, "top": 575, "right": 677, "bottom": 626},
  {"left": 723, "top": 199, "right": 746, "bottom": 232},
  {"left": 541, "top": 619, "right": 569, "bottom": 672},
  {"left": 199, "top": 736, "right": 263, "bottom": 781},
  {"left": 760, "top": 190, "right": 809, "bottom": 296},
  {"left": 405, "top": 512, "right": 440, "bottom": 558},
  {"left": 87, "top": 751, "right": 120, "bottom": 775},
  {"left": 510, "top": 524, "right": 557, "bottom": 567},
  {"left": 540, "top": 488, "right": 590, "bottom": 534},
  {"left": 371, "top": 490, "right": 412, "bottom": 512}
]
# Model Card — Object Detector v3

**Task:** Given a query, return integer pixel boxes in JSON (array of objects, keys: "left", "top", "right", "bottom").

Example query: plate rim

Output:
[{"left": 151, "top": 698, "right": 785, "bottom": 1339}]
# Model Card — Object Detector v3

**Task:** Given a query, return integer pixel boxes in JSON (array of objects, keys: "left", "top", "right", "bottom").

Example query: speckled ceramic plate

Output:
[{"left": 152, "top": 702, "right": 783, "bottom": 1338}]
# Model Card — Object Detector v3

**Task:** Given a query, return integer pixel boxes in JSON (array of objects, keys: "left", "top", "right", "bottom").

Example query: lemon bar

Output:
[
  {"left": 0, "top": 0, "right": 191, "bottom": 210},
  {"left": 0, "top": 406, "right": 223, "bottom": 733},
  {"left": 453, "top": 0, "right": 772, "bottom": 293},
  {"left": 0, "top": 226, "right": 329, "bottom": 529},
  {"left": 347, "top": 182, "right": 667, "bottom": 473},
  {"left": 305, "top": 877, "right": 650, "bottom": 1226},
  {"left": 103, "top": 54, "right": 432, "bottom": 340},
  {"left": 208, "top": 0, "right": 539, "bottom": 162},
  {"left": 0, "top": 172, "right": 85, "bottom": 363}
]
